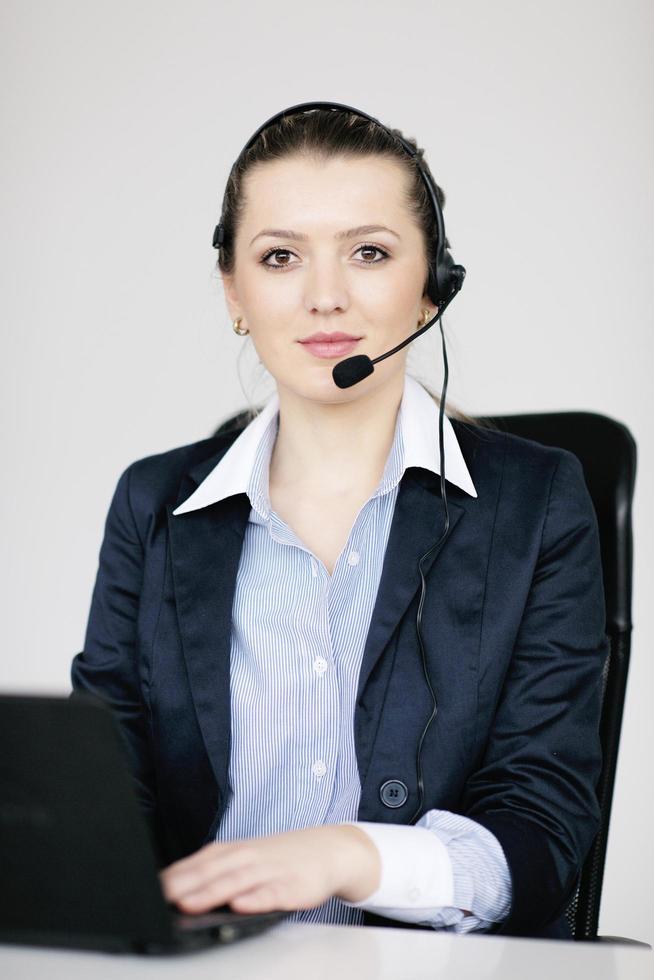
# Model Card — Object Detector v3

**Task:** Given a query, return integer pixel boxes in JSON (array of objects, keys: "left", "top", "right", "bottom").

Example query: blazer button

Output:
[{"left": 379, "top": 779, "right": 408, "bottom": 808}]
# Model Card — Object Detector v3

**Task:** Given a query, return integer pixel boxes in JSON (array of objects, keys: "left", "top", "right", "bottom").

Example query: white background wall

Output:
[{"left": 2, "top": 0, "right": 652, "bottom": 944}]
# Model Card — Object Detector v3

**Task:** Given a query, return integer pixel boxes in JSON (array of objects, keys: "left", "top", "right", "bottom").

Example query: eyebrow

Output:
[{"left": 248, "top": 224, "right": 401, "bottom": 247}]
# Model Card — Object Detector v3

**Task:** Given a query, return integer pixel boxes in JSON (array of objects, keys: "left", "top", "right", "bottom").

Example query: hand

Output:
[{"left": 159, "top": 824, "right": 381, "bottom": 915}]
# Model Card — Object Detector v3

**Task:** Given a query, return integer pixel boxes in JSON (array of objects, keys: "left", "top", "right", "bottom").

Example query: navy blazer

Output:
[{"left": 71, "top": 417, "right": 609, "bottom": 940}]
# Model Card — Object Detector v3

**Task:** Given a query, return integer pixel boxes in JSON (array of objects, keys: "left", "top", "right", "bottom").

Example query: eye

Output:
[
  {"left": 258, "top": 244, "right": 391, "bottom": 271},
  {"left": 355, "top": 244, "right": 390, "bottom": 264},
  {"left": 259, "top": 247, "right": 298, "bottom": 270}
]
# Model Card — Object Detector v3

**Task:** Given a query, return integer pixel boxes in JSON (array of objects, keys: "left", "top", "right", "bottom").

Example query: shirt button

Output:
[
  {"left": 313, "top": 657, "right": 328, "bottom": 675},
  {"left": 408, "top": 887, "right": 421, "bottom": 903},
  {"left": 347, "top": 551, "right": 360, "bottom": 566},
  {"left": 312, "top": 760, "right": 327, "bottom": 778}
]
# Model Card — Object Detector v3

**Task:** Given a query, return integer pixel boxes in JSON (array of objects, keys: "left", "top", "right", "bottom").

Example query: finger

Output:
[
  {"left": 162, "top": 840, "right": 241, "bottom": 877},
  {"left": 229, "top": 883, "right": 286, "bottom": 914},
  {"left": 175, "top": 864, "right": 272, "bottom": 913},
  {"left": 161, "top": 845, "right": 258, "bottom": 901}
]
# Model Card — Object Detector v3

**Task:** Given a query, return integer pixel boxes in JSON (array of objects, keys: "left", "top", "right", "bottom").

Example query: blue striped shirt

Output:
[{"left": 173, "top": 374, "right": 511, "bottom": 931}]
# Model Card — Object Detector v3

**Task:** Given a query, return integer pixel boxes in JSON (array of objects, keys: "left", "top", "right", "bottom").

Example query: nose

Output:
[{"left": 303, "top": 254, "right": 350, "bottom": 316}]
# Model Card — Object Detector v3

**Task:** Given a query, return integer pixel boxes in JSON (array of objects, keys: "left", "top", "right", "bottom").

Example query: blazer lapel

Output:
[
  {"left": 166, "top": 446, "right": 250, "bottom": 804},
  {"left": 356, "top": 468, "right": 466, "bottom": 701}
]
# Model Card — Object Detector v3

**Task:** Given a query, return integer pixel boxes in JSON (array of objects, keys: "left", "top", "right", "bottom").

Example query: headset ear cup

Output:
[
  {"left": 433, "top": 250, "right": 466, "bottom": 308},
  {"left": 426, "top": 266, "right": 441, "bottom": 307},
  {"left": 436, "top": 248, "right": 455, "bottom": 301}
]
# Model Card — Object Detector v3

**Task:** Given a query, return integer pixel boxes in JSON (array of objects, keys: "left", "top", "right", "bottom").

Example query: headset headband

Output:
[{"left": 212, "top": 100, "right": 465, "bottom": 309}]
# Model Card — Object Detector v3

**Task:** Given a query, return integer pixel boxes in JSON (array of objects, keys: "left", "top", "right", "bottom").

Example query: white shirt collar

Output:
[{"left": 172, "top": 374, "right": 477, "bottom": 516}]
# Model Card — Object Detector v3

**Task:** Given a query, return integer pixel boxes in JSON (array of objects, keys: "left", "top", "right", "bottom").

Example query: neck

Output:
[{"left": 269, "top": 372, "right": 406, "bottom": 498}]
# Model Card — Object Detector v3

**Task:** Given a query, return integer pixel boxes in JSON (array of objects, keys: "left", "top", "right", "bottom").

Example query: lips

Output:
[
  {"left": 299, "top": 334, "right": 361, "bottom": 360},
  {"left": 300, "top": 331, "right": 361, "bottom": 343}
]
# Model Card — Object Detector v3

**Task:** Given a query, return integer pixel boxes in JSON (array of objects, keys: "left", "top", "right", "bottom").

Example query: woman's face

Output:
[{"left": 222, "top": 153, "right": 436, "bottom": 405}]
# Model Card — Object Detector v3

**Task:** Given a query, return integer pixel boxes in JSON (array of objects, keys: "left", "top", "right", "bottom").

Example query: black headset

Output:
[{"left": 212, "top": 101, "right": 466, "bottom": 825}]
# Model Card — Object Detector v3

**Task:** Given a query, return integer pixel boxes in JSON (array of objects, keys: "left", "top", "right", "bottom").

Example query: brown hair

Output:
[{"left": 216, "top": 107, "right": 497, "bottom": 433}]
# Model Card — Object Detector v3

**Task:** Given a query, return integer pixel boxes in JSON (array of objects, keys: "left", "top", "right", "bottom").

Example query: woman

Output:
[{"left": 71, "top": 106, "right": 608, "bottom": 940}]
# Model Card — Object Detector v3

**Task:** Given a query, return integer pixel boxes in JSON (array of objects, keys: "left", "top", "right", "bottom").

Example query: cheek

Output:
[
  {"left": 360, "top": 269, "right": 422, "bottom": 321},
  {"left": 243, "top": 280, "right": 300, "bottom": 338}
]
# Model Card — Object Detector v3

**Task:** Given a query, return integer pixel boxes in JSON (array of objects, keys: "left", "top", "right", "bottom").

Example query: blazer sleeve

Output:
[
  {"left": 463, "top": 448, "right": 610, "bottom": 935},
  {"left": 70, "top": 464, "right": 157, "bottom": 826}
]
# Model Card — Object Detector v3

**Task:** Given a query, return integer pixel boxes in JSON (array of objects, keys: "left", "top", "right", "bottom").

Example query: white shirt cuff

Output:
[{"left": 339, "top": 821, "right": 454, "bottom": 924}]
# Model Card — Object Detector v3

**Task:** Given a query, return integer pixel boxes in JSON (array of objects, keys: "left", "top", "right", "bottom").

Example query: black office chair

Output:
[{"left": 212, "top": 407, "right": 646, "bottom": 946}]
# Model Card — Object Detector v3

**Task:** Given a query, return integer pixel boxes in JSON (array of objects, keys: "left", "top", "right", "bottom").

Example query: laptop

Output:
[{"left": 0, "top": 692, "right": 285, "bottom": 954}]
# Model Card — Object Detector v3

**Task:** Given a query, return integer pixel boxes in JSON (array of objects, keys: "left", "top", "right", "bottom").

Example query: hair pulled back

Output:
[{"left": 215, "top": 107, "right": 447, "bottom": 299}]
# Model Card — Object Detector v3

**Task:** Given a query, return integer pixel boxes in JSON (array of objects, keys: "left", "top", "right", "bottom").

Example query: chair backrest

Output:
[
  {"left": 212, "top": 408, "right": 638, "bottom": 941},
  {"left": 475, "top": 411, "right": 637, "bottom": 940}
]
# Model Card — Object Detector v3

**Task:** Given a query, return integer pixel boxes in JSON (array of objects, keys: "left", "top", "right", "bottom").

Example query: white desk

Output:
[{"left": 0, "top": 922, "right": 651, "bottom": 980}]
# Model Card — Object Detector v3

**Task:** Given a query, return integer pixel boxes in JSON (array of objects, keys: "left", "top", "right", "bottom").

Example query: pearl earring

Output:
[{"left": 232, "top": 317, "right": 249, "bottom": 336}]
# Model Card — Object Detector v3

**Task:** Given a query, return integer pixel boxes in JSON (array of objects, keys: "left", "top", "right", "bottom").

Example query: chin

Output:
[{"left": 291, "top": 375, "right": 364, "bottom": 404}]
